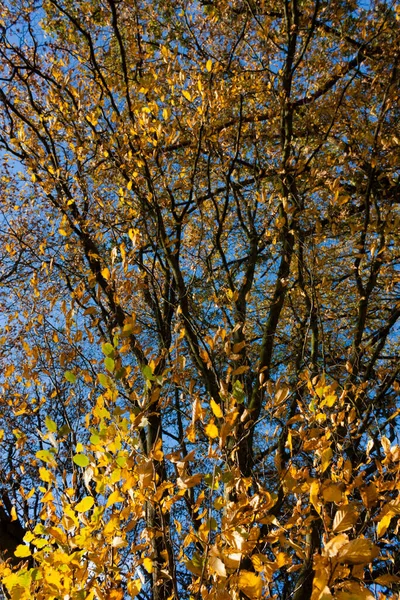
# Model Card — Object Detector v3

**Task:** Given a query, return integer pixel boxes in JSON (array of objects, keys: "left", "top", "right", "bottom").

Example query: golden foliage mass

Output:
[{"left": 0, "top": 0, "right": 399, "bottom": 599}]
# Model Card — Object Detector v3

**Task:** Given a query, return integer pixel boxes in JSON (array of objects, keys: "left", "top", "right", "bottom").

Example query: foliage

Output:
[{"left": 0, "top": 0, "right": 399, "bottom": 598}]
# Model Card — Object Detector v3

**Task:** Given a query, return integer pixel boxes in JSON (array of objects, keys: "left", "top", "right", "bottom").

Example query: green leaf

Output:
[
  {"left": 221, "top": 470, "right": 233, "bottom": 484},
  {"left": 104, "top": 357, "right": 115, "bottom": 373},
  {"left": 141, "top": 365, "right": 153, "bottom": 380},
  {"left": 101, "top": 342, "right": 114, "bottom": 357},
  {"left": 73, "top": 453, "right": 89, "bottom": 467},
  {"left": 204, "top": 473, "right": 219, "bottom": 490},
  {"left": 232, "top": 380, "right": 245, "bottom": 403},
  {"left": 64, "top": 371, "right": 76, "bottom": 383},
  {"left": 45, "top": 416, "right": 57, "bottom": 432},
  {"left": 58, "top": 424, "right": 71, "bottom": 436},
  {"left": 36, "top": 449, "right": 55, "bottom": 463},
  {"left": 98, "top": 373, "right": 111, "bottom": 388},
  {"left": 116, "top": 455, "right": 127, "bottom": 468}
]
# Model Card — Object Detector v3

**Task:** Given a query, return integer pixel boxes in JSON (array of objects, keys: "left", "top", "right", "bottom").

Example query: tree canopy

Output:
[{"left": 0, "top": 0, "right": 399, "bottom": 598}]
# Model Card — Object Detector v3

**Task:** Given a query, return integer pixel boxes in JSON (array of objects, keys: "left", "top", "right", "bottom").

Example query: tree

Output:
[{"left": 0, "top": 0, "right": 399, "bottom": 598}]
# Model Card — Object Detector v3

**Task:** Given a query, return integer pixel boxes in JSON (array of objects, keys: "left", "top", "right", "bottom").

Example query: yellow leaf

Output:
[
  {"left": 186, "top": 424, "right": 196, "bottom": 442},
  {"left": 205, "top": 421, "right": 219, "bottom": 439},
  {"left": 206, "top": 59, "right": 213, "bottom": 72},
  {"left": 182, "top": 90, "right": 192, "bottom": 101},
  {"left": 238, "top": 571, "right": 263, "bottom": 599},
  {"left": 108, "top": 591, "right": 124, "bottom": 600},
  {"left": 40, "top": 489, "right": 54, "bottom": 504},
  {"left": 23, "top": 531, "right": 35, "bottom": 543},
  {"left": 14, "top": 544, "right": 31, "bottom": 558},
  {"left": 336, "top": 581, "right": 375, "bottom": 600},
  {"left": 106, "top": 490, "right": 124, "bottom": 508},
  {"left": 377, "top": 512, "right": 393, "bottom": 538},
  {"left": 275, "top": 552, "right": 288, "bottom": 568},
  {"left": 310, "top": 480, "right": 321, "bottom": 514},
  {"left": 333, "top": 504, "right": 358, "bottom": 533},
  {"left": 286, "top": 430, "right": 293, "bottom": 453},
  {"left": 320, "top": 447, "right": 333, "bottom": 473},
  {"left": 101, "top": 267, "right": 110, "bottom": 280},
  {"left": 10, "top": 506, "right": 18, "bottom": 522},
  {"left": 75, "top": 496, "right": 94, "bottom": 513},
  {"left": 213, "top": 496, "right": 225, "bottom": 510},
  {"left": 127, "top": 579, "right": 142, "bottom": 598},
  {"left": 143, "top": 557, "right": 153, "bottom": 573},
  {"left": 338, "top": 538, "right": 379, "bottom": 565},
  {"left": 151, "top": 438, "right": 164, "bottom": 461},
  {"left": 210, "top": 399, "right": 223, "bottom": 418},
  {"left": 320, "top": 392, "right": 337, "bottom": 407},
  {"left": 104, "top": 514, "right": 120, "bottom": 537},
  {"left": 318, "top": 586, "right": 333, "bottom": 600},
  {"left": 322, "top": 484, "right": 343, "bottom": 504}
]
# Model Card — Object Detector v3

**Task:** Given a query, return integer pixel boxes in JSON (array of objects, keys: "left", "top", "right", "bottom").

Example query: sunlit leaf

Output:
[
  {"left": 127, "top": 579, "right": 142, "bottom": 597},
  {"left": 205, "top": 421, "right": 219, "bottom": 439},
  {"left": 106, "top": 490, "right": 124, "bottom": 508},
  {"left": 210, "top": 399, "right": 223, "bottom": 418},
  {"left": 377, "top": 512, "right": 393, "bottom": 538},
  {"left": 237, "top": 571, "right": 263, "bottom": 599},
  {"left": 75, "top": 496, "right": 94, "bottom": 513},
  {"left": 333, "top": 505, "right": 358, "bottom": 533},
  {"left": 143, "top": 557, "right": 153, "bottom": 573},
  {"left": 14, "top": 545, "right": 31, "bottom": 558}
]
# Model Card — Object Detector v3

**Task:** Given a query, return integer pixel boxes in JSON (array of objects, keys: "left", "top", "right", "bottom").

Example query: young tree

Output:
[{"left": 0, "top": 0, "right": 399, "bottom": 598}]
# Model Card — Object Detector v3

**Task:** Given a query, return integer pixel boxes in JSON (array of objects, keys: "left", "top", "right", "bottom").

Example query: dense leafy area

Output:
[{"left": 0, "top": 0, "right": 399, "bottom": 598}]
